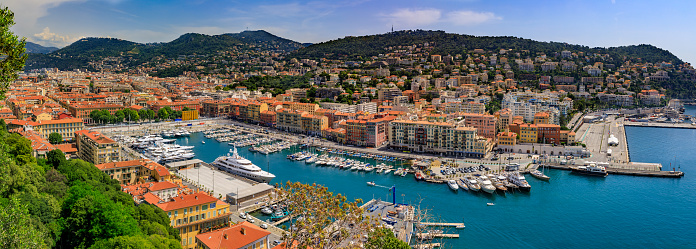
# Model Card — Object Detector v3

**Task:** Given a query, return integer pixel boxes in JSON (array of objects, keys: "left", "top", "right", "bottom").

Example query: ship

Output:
[
  {"left": 571, "top": 163, "right": 608, "bottom": 177},
  {"left": 211, "top": 147, "right": 276, "bottom": 183}
]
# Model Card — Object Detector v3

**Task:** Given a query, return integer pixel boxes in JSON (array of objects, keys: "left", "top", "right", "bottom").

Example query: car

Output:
[
  {"left": 491, "top": 157, "right": 498, "bottom": 161},
  {"left": 239, "top": 212, "right": 246, "bottom": 219},
  {"left": 247, "top": 217, "right": 255, "bottom": 223},
  {"left": 273, "top": 240, "right": 281, "bottom": 246},
  {"left": 260, "top": 224, "right": 268, "bottom": 229}
]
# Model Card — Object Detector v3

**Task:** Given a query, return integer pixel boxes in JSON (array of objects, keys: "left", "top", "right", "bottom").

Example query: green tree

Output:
[
  {"left": 157, "top": 109, "right": 169, "bottom": 120},
  {"left": 114, "top": 110, "right": 125, "bottom": 123},
  {"left": 277, "top": 182, "right": 374, "bottom": 249},
  {"left": 0, "top": 7, "right": 27, "bottom": 100},
  {"left": 46, "top": 149, "right": 66, "bottom": 168},
  {"left": 214, "top": 85, "right": 222, "bottom": 91},
  {"left": 58, "top": 182, "right": 141, "bottom": 249},
  {"left": 365, "top": 228, "right": 410, "bottom": 249},
  {"left": 138, "top": 109, "right": 149, "bottom": 121},
  {"left": 147, "top": 110, "right": 156, "bottom": 120},
  {"left": 49, "top": 132, "right": 63, "bottom": 144},
  {"left": 0, "top": 198, "right": 47, "bottom": 248}
]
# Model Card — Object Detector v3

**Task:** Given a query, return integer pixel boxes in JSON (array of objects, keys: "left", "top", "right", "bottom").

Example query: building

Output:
[
  {"left": 519, "top": 123, "right": 538, "bottom": 143},
  {"left": 301, "top": 113, "right": 328, "bottom": 136},
  {"left": 155, "top": 192, "right": 231, "bottom": 249},
  {"left": 67, "top": 103, "right": 124, "bottom": 123},
  {"left": 275, "top": 109, "right": 304, "bottom": 133},
  {"left": 75, "top": 129, "right": 121, "bottom": 165},
  {"left": 95, "top": 159, "right": 172, "bottom": 184},
  {"left": 195, "top": 221, "right": 271, "bottom": 249},
  {"left": 201, "top": 99, "right": 233, "bottom": 117},
  {"left": 7, "top": 118, "right": 85, "bottom": 142},
  {"left": 378, "top": 88, "right": 402, "bottom": 102},
  {"left": 560, "top": 130, "right": 576, "bottom": 144},
  {"left": 459, "top": 113, "right": 497, "bottom": 139},
  {"left": 182, "top": 110, "right": 199, "bottom": 121},
  {"left": 497, "top": 131, "right": 517, "bottom": 147},
  {"left": 493, "top": 108, "right": 513, "bottom": 133},
  {"left": 9, "top": 128, "right": 56, "bottom": 159},
  {"left": 389, "top": 120, "right": 492, "bottom": 158},
  {"left": 533, "top": 112, "right": 550, "bottom": 124}
]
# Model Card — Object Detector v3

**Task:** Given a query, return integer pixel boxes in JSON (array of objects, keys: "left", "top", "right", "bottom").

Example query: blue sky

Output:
[{"left": 6, "top": 0, "right": 696, "bottom": 64}]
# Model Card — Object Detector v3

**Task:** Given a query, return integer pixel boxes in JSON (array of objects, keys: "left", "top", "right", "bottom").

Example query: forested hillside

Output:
[{"left": 0, "top": 123, "right": 181, "bottom": 248}]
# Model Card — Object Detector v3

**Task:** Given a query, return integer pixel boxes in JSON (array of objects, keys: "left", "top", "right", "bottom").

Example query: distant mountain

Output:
[
  {"left": 24, "top": 41, "right": 59, "bottom": 54},
  {"left": 25, "top": 31, "right": 295, "bottom": 70},
  {"left": 224, "top": 30, "right": 305, "bottom": 52},
  {"left": 291, "top": 30, "right": 683, "bottom": 65}
]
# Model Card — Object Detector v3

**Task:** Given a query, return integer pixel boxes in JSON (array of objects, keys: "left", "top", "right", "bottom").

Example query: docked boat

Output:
[
  {"left": 211, "top": 147, "right": 276, "bottom": 183},
  {"left": 415, "top": 172, "right": 424, "bottom": 181},
  {"left": 571, "top": 163, "right": 608, "bottom": 177},
  {"left": 261, "top": 207, "right": 273, "bottom": 215},
  {"left": 507, "top": 173, "right": 531, "bottom": 191},
  {"left": 447, "top": 180, "right": 459, "bottom": 191},
  {"left": 479, "top": 175, "right": 496, "bottom": 194},
  {"left": 530, "top": 169, "right": 550, "bottom": 181},
  {"left": 456, "top": 179, "right": 469, "bottom": 191},
  {"left": 383, "top": 169, "right": 392, "bottom": 174},
  {"left": 465, "top": 177, "right": 481, "bottom": 192}
]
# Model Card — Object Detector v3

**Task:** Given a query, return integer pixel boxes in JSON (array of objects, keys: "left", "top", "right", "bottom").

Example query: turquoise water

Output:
[{"left": 176, "top": 126, "right": 695, "bottom": 248}]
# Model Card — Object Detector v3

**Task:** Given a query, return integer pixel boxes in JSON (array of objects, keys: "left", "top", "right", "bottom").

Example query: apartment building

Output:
[
  {"left": 275, "top": 109, "right": 304, "bottom": 133},
  {"left": 95, "top": 159, "right": 171, "bottom": 185},
  {"left": 75, "top": 129, "right": 121, "bottom": 165},
  {"left": 155, "top": 192, "right": 231, "bottom": 249},
  {"left": 378, "top": 88, "right": 402, "bottom": 102},
  {"left": 459, "top": 113, "right": 497, "bottom": 139},
  {"left": 301, "top": 113, "right": 328, "bottom": 136},
  {"left": 7, "top": 118, "right": 85, "bottom": 142},
  {"left": 388, "top": 120, "right": 492, "bottom": 158},
  {"left": 67, "top": 102, "right": 125, "bottom": 123}
]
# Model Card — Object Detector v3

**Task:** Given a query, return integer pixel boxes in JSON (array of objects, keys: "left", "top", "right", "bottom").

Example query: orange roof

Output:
[
  {"left": 155, "top": 192, "right": 218, "bottom": 211},
  {"left": 95, "top": 159, "right": 143, "bottom": 170},
  {"left": 196, "top": 221, "right": 271, "bottom": 249},
  {"left": 75, "top": 129, "right": 116, "bottom": 144},
  {"left": 54, "top": 143, "right": 78, "bottom": 153}
]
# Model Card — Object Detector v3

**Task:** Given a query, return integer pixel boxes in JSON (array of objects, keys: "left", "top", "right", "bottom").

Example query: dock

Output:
[
  {"left": 544, "top": 163, "right": 684, "bottom": 178},
  {"left": 624, "top": 121, "right": 696, "bottom": 129},
  {"left": 418, "top": 222, "right": 466, "bottom": 229},
  {"left": 416, "top": 232, "right": 460, "bottom": 239},
  {"left": 271, "top": 214, "right": 295, "bottom": 226},
  {"left": 413, "top": 243, "right": 441, "bottom": 249}
]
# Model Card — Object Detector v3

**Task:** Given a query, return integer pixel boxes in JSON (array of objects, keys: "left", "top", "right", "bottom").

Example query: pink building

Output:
[{"left": 460, "top": 113, "right": 497, "bottom": 139}]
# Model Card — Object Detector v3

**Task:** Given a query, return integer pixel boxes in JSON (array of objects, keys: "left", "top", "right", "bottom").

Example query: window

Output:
[
  {"left": 175, "top": 210, "right": 178, "bottom": 216},
  {"left": 196, "top": 206, "right": 199, "bottom": 212},
  {"left": 202, "top": 204, "right": 208, "bottom": 211},
  {"left": 201, "top": 213, "right": 206, "bottom": 219}
]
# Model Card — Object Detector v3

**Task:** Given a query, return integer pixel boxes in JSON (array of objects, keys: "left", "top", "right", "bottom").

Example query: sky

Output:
[{"left": 5, "top": 0, "right": 696, "bottom": 64}]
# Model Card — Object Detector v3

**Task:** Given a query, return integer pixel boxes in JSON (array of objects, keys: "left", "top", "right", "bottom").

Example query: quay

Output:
[
  {"left": 537, "top": 163, "right": 684, "bottom": 178},
  {"left": 624, "top": 121, "right": 696, "bottom": 129},
  {"left": 418, "top": 222, "right": 466, "bottom": 229},
  {"left": 416, "top": 232, "right": 460, "bottom": 238},
  {"left": 414, "top": 243, "right": 442, "bottom": 249}
]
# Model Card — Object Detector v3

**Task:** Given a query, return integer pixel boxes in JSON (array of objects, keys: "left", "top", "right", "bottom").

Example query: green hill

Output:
[
  {"left": 25, "top": 41, "right": 59, "bottom": 54},
  {"left": 291, "top": 30, "right": 683, "bottom": 65},
  {"left": 224, "top": 30, "right": 304, "bottom": 51},
  {"left": 25, "top": 31, "right": 304, "bottom": 70}
]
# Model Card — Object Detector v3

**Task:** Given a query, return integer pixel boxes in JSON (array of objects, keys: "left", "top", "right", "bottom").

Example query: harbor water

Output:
[{"left": 175, "top": 126, "right": 695, "bottom": 248}]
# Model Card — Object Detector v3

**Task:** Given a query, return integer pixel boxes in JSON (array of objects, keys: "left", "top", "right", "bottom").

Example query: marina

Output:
[{"left": 98, "top": 115, "right": 696, "bottom": 248}]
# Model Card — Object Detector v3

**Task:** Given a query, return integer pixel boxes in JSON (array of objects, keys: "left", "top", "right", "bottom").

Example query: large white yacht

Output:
[{"left": 211, "top": 147, "right": 275, "bottom": 183}]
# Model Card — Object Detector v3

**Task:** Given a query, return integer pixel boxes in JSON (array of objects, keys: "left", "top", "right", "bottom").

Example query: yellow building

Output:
[
  {"left": 95, "top": 159, "right": 171, "bottom": 185},
  {"left": 8, "top": 118, "right": 85, "bottom": 142},
  {"left": 156, "top": 192, "right": 231, "bottom": 249},
  {"left": 276, "top": 109, "right": 304, "bottom": 133},
  {"left": 497, "top": 131, "right": 517, "bottom": 146},
  {"left": 247, "top": 102, "right": 269, "bottom": 123},
  {"left": 75, "top": 129, "right": 121, "bottom": 165},
  {"left": 285, "top": 102, "right": 319, "bottom": 115},
  {"left": 519, "top": 123, "right": 538, "bottom": 143},
  {"left": 388, "top": 120, "right": 492, "bottom": 158},
  {"left": 182, "top": 110, "right": 199, "bottom": 121},
  {"left": 33, "top": 112, "right": 53, "bottom": 122},
  {"left": 301, "top": 113, "right": 328, "bottom": 136},
  {"left": 533, "top": 112, "right": 551, "bottom": 124}
]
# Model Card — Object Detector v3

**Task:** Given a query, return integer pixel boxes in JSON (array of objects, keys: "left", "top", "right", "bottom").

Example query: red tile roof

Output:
[
  {"left": 196, "top": 221, "right": 270, "bottom": 249},
  {"left": 155, "top": 192, "right": 218, "bottom": 211}
]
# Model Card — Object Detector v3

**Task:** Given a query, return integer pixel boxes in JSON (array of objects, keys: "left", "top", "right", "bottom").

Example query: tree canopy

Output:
[{"left": 0, "top": 6, "right": 27, "bottom": 100}]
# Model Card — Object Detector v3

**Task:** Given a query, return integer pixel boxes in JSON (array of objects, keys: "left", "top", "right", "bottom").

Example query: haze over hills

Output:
[
  {"left": 25, "top": 30, "right": 305, "bottom": 70},
  {"left": 25, "top": 41, "right": 59, "bottom": 54}
]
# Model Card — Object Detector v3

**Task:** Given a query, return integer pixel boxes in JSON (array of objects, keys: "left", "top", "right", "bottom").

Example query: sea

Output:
[{"left": 174, "top": 108, "right": 696, "bottom": 248}]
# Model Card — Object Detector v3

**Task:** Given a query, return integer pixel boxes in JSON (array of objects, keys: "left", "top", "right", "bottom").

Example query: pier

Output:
[
  {"left": 542, "top": 163, "right": 684, "bottom": 178},
  {"left": 416, "top": 232, "right": 460, "bottom": 239},
  {"left": 418, "top": 222, "right": 466, "bottom": 229},
  {"left": 413, "top": 243, "right": 442, "bottom": 249},
  {"left": 624, "top": 121, "right": 696, "bottom": 129}
]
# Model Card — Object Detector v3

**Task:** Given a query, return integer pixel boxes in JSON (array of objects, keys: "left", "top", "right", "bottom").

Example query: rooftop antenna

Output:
[{"left": 391, "top": 24, "right": 394, "bottom": 33}]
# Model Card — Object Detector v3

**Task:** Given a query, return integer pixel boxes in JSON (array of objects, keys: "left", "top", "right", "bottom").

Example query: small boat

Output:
[
  {"left": 571, "top": 163, "right": 608, "bottom": 177},
  {"left": 383, "top": 169, "right": 392, "bottom": 174},
  {"left": 367, "top": 181, "right": 376, "bottom": 186},
  {"left": 530, "top": 169, "right": 550, "bottom": 181},
  {"left": 202, "top": 141, "right": 206, "bottom": 144},
  {"left": 415, "top": 172, "right": 424, "bottom": 181},
  {"left": 465, "top": 177, "right": 481, "bottom": 192},
  {"left": 487, "top": 203, "right": 495, "bottom": 206},
  {"left": 447, "top": 180, "right": 459, "bottom": 191},
  {"left": 479, "top": 176, "right": 497, "bottom": 194},
  {"left": 456, "top": 179, "right": 469, "bottom": 191},
  {"left": 261, "top": 207, "right": 273, "bottom": 215}
]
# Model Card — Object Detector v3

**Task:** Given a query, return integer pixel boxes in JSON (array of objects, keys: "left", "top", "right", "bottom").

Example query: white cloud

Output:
[
  {"left": 445, "top": 10, "right": 501, "bottom": 26},
  {"left": 4, "top": 0, "right": 86, "bottom": 32},
  {"left": 33, "top": 27, "right": 74, "bottom": 47},
  {"left": 384, "top": 9, "right": 500, "bottom": 28},
  {"left": 385, "top": 8, "right": 442, "bottom": 27}
]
